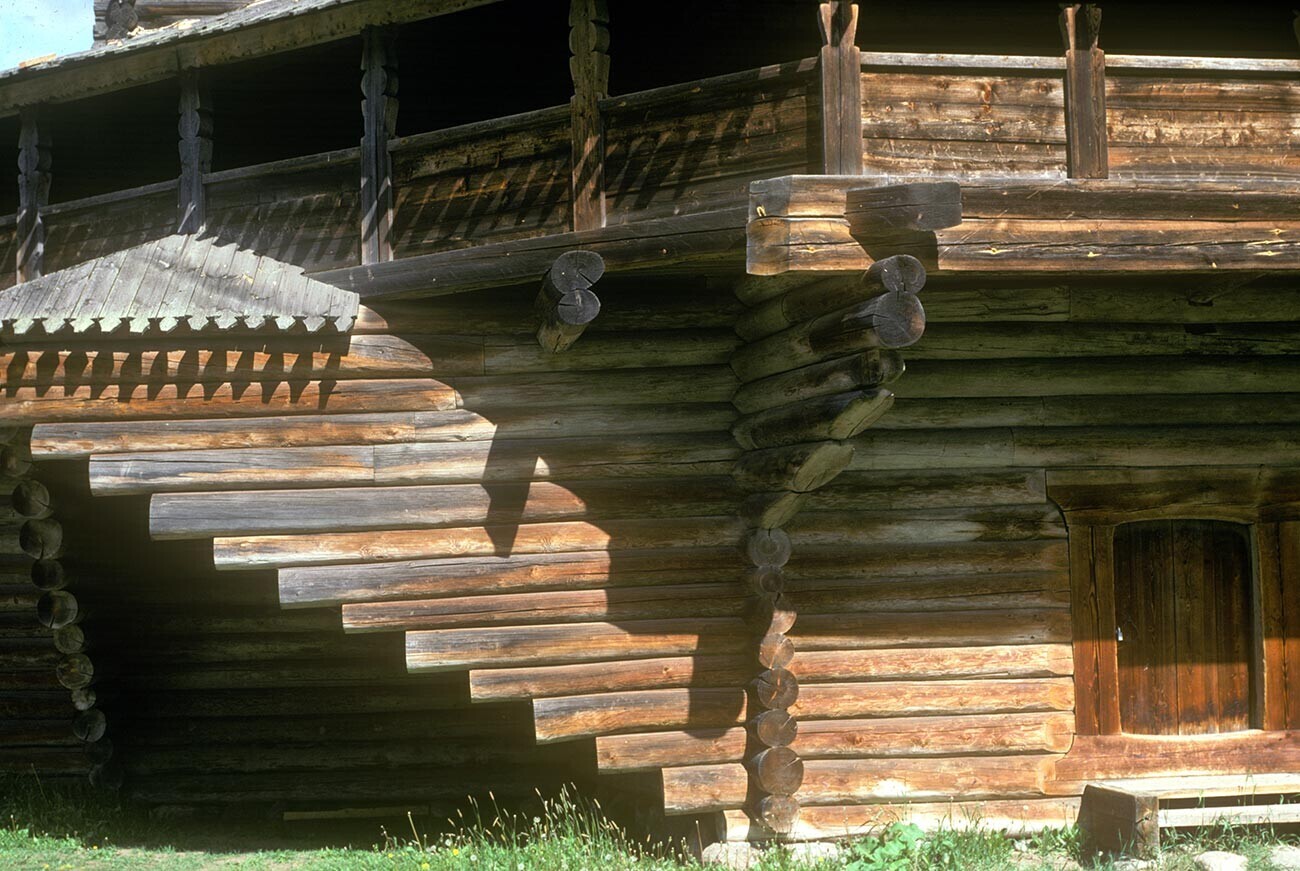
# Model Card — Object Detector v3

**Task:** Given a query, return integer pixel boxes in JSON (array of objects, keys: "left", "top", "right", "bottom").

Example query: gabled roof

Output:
[{"left": 0, "top": 234, "right": 359, "bottom": 339}]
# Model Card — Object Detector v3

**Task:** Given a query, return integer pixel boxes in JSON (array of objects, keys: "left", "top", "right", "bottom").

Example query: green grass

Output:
[{"left": 2, "top": 773, "right": 1297, "bottom": 870}]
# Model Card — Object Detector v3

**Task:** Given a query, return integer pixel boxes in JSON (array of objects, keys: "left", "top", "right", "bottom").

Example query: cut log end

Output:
[
  {"left": 749, "top": 746, "right": 804, "bottom": 796},
  {"left": 750, "top": 709, "right": 798, "bottom": 748},
  {"left": 11, "top": 479, "right": 53, "bottom": 518},
  {"left": 733, "top": 441, "right": 854, "bottom": 494},
  {"left": 73, "top": 708, "right": 107, "bottom": 743},
  {"left": 20, "top": 518, "right": 64, "bottom": 560},
  {"left": 865, "top": 254, "right": 927, "bottom": 296},
  {"left": 37, "top": 589, "right": 79, "bottom": 629},
  {"left": 743, "top": 527, "right": 793, "bottom": 568},
  {"left": 754, "top": 794, "right": 800, "bottom": 835},
  {"left": 757, "top": 633, "right": 795, "bottom": 670},
  {"left": 752, "top": 667, "right": 799, "bottom": 710},
  {"left": 741, "top": 491, "right": 808, "bottom": 530}
]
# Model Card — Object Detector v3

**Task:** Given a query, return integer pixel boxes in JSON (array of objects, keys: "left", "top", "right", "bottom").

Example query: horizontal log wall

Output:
[
  {"left": 0, "top": 428, "right": 85, "bottom": 783},
  {"left": 714, "top": 270, "right": 1300, "bottom": 839},
  {"left": 31, "top": 458, "right": 596, "bottom": 816},
  {"left": 859, "top": 65, "right": 1300, "bottom": 180}
]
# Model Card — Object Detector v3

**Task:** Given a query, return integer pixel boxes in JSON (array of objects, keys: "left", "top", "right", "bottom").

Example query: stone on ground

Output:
[
  {"left": 701, "top": 842, "right": 762, "bottom": 870},
  {"left": 1192, "top": 850, "right": 1247, "bottom": 871},
  {"left": 1271, "top": 845, "right": 1300, "bottom": 870}
]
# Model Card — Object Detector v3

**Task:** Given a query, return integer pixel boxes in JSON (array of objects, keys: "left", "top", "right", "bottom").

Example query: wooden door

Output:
[{"left": 1113, "top": 520, "right": 1255, "bottom": 735}]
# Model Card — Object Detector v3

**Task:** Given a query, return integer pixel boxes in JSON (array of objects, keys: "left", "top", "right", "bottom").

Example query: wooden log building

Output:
[{"left": 1, "top": 0, "right": 1299, "bottom": 847}]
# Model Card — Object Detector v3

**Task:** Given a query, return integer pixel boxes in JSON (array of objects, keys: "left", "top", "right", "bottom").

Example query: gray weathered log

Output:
[{"left": 536, "top": 250, "right": 605, "bottom": 352}]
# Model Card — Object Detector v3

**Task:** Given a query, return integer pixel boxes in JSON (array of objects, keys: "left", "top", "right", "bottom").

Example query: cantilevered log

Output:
[
  {"left": 279, "top": 546, "right": 745, "bottom": 607},
  {"left": 469, "top": 654, "right": 752, "bottom": 701},
  {"left": 732, "top": 389, "right": 894, "bottom": 450},
  {"left": 536, "top": 251, "right": 604, "bottom": 352},
  {"left": 406, "top": 617, "right": 748, "bottom": 672},
  {"left": 736, "top": 255, "right": 927, "bottom": 341},
  {"left": 532, "top": 687, "right": 748, "bottom": 743},
  {"left": 340, "top": 582, "right": 748, "bottom": 632},
  {"left": 845, "top": 183, "right": 963, "bottom": 241},
  {"left": 732, "top": 441, "right": 853, "bottom": 493},
  {"left": 731, "top": 293, "right": 925, "bottom": 383}
]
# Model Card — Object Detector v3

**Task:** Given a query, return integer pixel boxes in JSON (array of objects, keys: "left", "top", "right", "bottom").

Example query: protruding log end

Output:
[
  {"left": 89, "top": 761, "right": 124, "bottom": 791},
  {"left": 31, "top": 559, "right": 66, "bottom": 591},
  {"left": 73, "top": 708, "right": 107, "bottom": 743},
  {"left": 85, "top": 735, "right": 114, "bottom": 765},
  {"left": 733, "top": 441, "right": 854, "bottom": 494},
  {"left": 809, "top": 292, "right": 926, "bottom": 353},
  {"left": 741, "top": 491, "right": 808, "bottom": 530},
  {"left": 733, "top": 388, "right": 894, "bottom": 451},
  {"left": 752, "top": 667, "right": 799, "bottom": 710},
  {"left": 20, "top": 518, "right": 64, "bottom": 560},
  {"left": 750, "top": 709, "right": 798, "bottom": 748},
  {"left": 56, "top": 653, "right": 95, "bottom": 690},
  {"left": 745, "top": 565, "right": 786, "bottom": 597},
  {"left": 37, "top": 589, "right": 80, "bottom": 629},
  {"left": 536, "top": 250, "right": 605, "bottom": 352},
  {"left": 12, "top": 479, "right": 53, "bottom": 518},
  {"left": 70, "top": 687, "right": 97, "bottom": 711},
  {"left": 748, "top": 747, "right": 805, "bottom": 796},
  {"left": 757, "top": 633, "right": 795, "bottom": 670},
  {"left": 54, "top": 623, "right": 87, "bottom": 654},
  {"left": 865, "top": 253, "right": 927, "bottom": 296},
  {"left": 755, "top": 794, "right": 800, "bottom": 836},
  {"left": 745, "top": 596, "right": 797, "bottom": 635},
  {"left": 742, "top": 527, "right": 792, "bottom": 568}
]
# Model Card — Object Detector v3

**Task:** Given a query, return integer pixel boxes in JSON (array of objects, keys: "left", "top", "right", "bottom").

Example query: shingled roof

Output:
[{"left": 0, "top": 234, "right": 360, "bottom": 339}]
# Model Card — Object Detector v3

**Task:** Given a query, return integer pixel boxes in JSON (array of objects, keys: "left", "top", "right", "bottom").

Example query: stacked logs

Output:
[
  {"left": 6, "top": 436, "right": 118, "bottom": 789},
  {"left": 727, "top": 254, "right": 930, "bottom": 837},
  {"left": 536, "top": 250, "right": 605, "bottom": 352}
]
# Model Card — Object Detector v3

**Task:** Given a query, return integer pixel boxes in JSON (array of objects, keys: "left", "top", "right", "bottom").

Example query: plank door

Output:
[{"left": 1113, "top": 520, "right": 1255, "bottom": 735}]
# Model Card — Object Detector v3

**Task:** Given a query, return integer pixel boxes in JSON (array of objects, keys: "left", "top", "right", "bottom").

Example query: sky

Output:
[{"left": 0, "top": 0, "right": 92, "bottom": 72}]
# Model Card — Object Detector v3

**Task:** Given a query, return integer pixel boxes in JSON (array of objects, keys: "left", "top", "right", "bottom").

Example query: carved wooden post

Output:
[
  {"left": 16, "top": 107, "right": 51, "bottom": 283},
  {"left": 1061, "top": 3, "right": 1107, "bottom": 178},
  {"left": 818, "top": 1, "right": 863, "bottom": 175},
  {"left": 360, "top": 26, "right": 398, "bottom": 265},
  {"left": 177, "top": 69, "right": 213, "bottom": 234},
  {"left": 569, "top": 0, "right": 609, "bottom": 231}
]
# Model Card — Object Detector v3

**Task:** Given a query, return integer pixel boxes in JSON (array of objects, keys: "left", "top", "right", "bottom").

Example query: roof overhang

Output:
[{"left": 0, "top": 234, "right": 359, "bottom": 340}]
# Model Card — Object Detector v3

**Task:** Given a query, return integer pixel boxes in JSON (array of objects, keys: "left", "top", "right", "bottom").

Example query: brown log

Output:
[
  {"left": 746, "top": 596, "right": 798, "bottom": 635},
  {"left": 341, "top": 582, "right": 748, "bottom": 633},
  {"left": 755, "top": 794, "right": 800, "bottom": 835},
  {"left": 216, "top": 516, "right": 745, "bottom": 571},
  {"left": 732, "top": 441, "right": 853, "bottom": 493},
  {"left": 751, "top": 709, "right": 798, "bottom": 748},
  {"left": 753, "top": 667, "right": 799, "bottom": 709},
  {"left": 536, "top": 250, "right": 605, "bottom": 352},
  {"left": 35, "top": 401, "right": 738, "bottom": 459},
  {"left": 36, "top": 590, "right": 80, "bottom": 629},
  {"left": 279, "top": 546, "right": 746, "bottom": 607},
  {"left": 53, "top": 624, "right": 87, "bottom": 654},
  {"left": 731, "top": 293, "right": 924, "bottom": 383},
  {"left": 31, "top": 559, "right": 66, "bottom": 591},
  {"left": 749, "top": 746, "right": 804, "bottom": 796},
  {"left": 758, "top": 633, "right": 795, "bottom": 670},
  {"left": 733, "top": 350, "right": 904, "bottom": 415},
  {"left": 596, "top": 727, "right": 746, "bottom": 772},
  {"left": 746, "top": 566, "right": 786, "bottom": 597},
  {"left": 73, "top": 708, "right": 107, "bottom": 743},
  {"left": 790, "top": 678, "right": 1076, "bottom": 720},
  {"left": 153, "top": 478, "right": 742, "bottom": 539},
  {"left": 846, "top": 183, "right": 963, "bottom": 240},
  {"left": 743, "top": 527, "right": 792, "bottom": 568},
  {"left": 20, "top": 518, "right": 63, "bottom": 560},
  {"left": 793, "top": 712, "right": 1075, "bottom": 758},
  {"left": 736, "top": 254, "right": 927, "bottom": 341},
  {"left": 56, "top": 653, "right": 94, "bottom": 690},
  {"left": 732, "top": 389, "right": 894, "bottom": 450},
  {"left": 11, "top": 479, "right": 52, "bottom": 519},
  {"left": 789, "top": 643, "right": 1073, "bottom": 683},
  {"left": 470, "top": 654, "right": 752, "bottom": 701},
  {"left": 406, "top": 618, "right": 748, "bottom": 672},
  {"left": 532, "top": 687, "right": 748, "bottom": 743},
  {"left": 740, "top": 491, "right": 808, "bottom": 530}
]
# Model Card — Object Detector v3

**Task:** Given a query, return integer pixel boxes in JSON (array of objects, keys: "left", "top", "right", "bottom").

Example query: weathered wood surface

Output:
[
  {"left": 359, "top": 26, "right": 398, "bottom": 266},
  {"left": 16, "top": 107, "right": 51, "bottom": 283},
  {"left": 749, "top": 176, "right": 1300, "bottom": 275},
  {"left": 568, "top": 0, "right": 609, "bottom": 231},
  {"left": 818, "top": 2, "right": 862, "bottom": 175},
  {"left": 1060, "top": 4, "right": 1107, "bottom": 179},
  {"left": 176, "top": 70, "right": 213, "bottom": 235}
]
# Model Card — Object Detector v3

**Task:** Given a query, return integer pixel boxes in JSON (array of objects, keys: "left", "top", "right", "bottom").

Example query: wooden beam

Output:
[
  {"left": 176, "top": 69, "right": 212, "bottom": 234},
  {"left": 1060, "top": 4, "right": 1108, "bottom": 179},
  {"left": 360, "top": 26, "right": 398, "bottom": 265},
  {"left": 817, "top": 2, "right": 862, "bottom": 174},
  {"left": 535, "top": 250, "right": 603, "bottom": 352},
  {"left": 314, "top": 207, "right": 747, "bottom": 300},
  {"left": 568, "top": 0, "right": 609, "bottom": 231},
  {"left": 16, "top": 106, "right": 51, "bottom": 282},
  {"left": 0, "top": 0, "right": 503, "bottom": 118}
]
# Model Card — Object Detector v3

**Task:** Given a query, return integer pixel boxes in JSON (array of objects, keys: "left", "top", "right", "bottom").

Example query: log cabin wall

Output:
[{"left": 0, "top": 427, "right": 87, "bottom": 784}]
